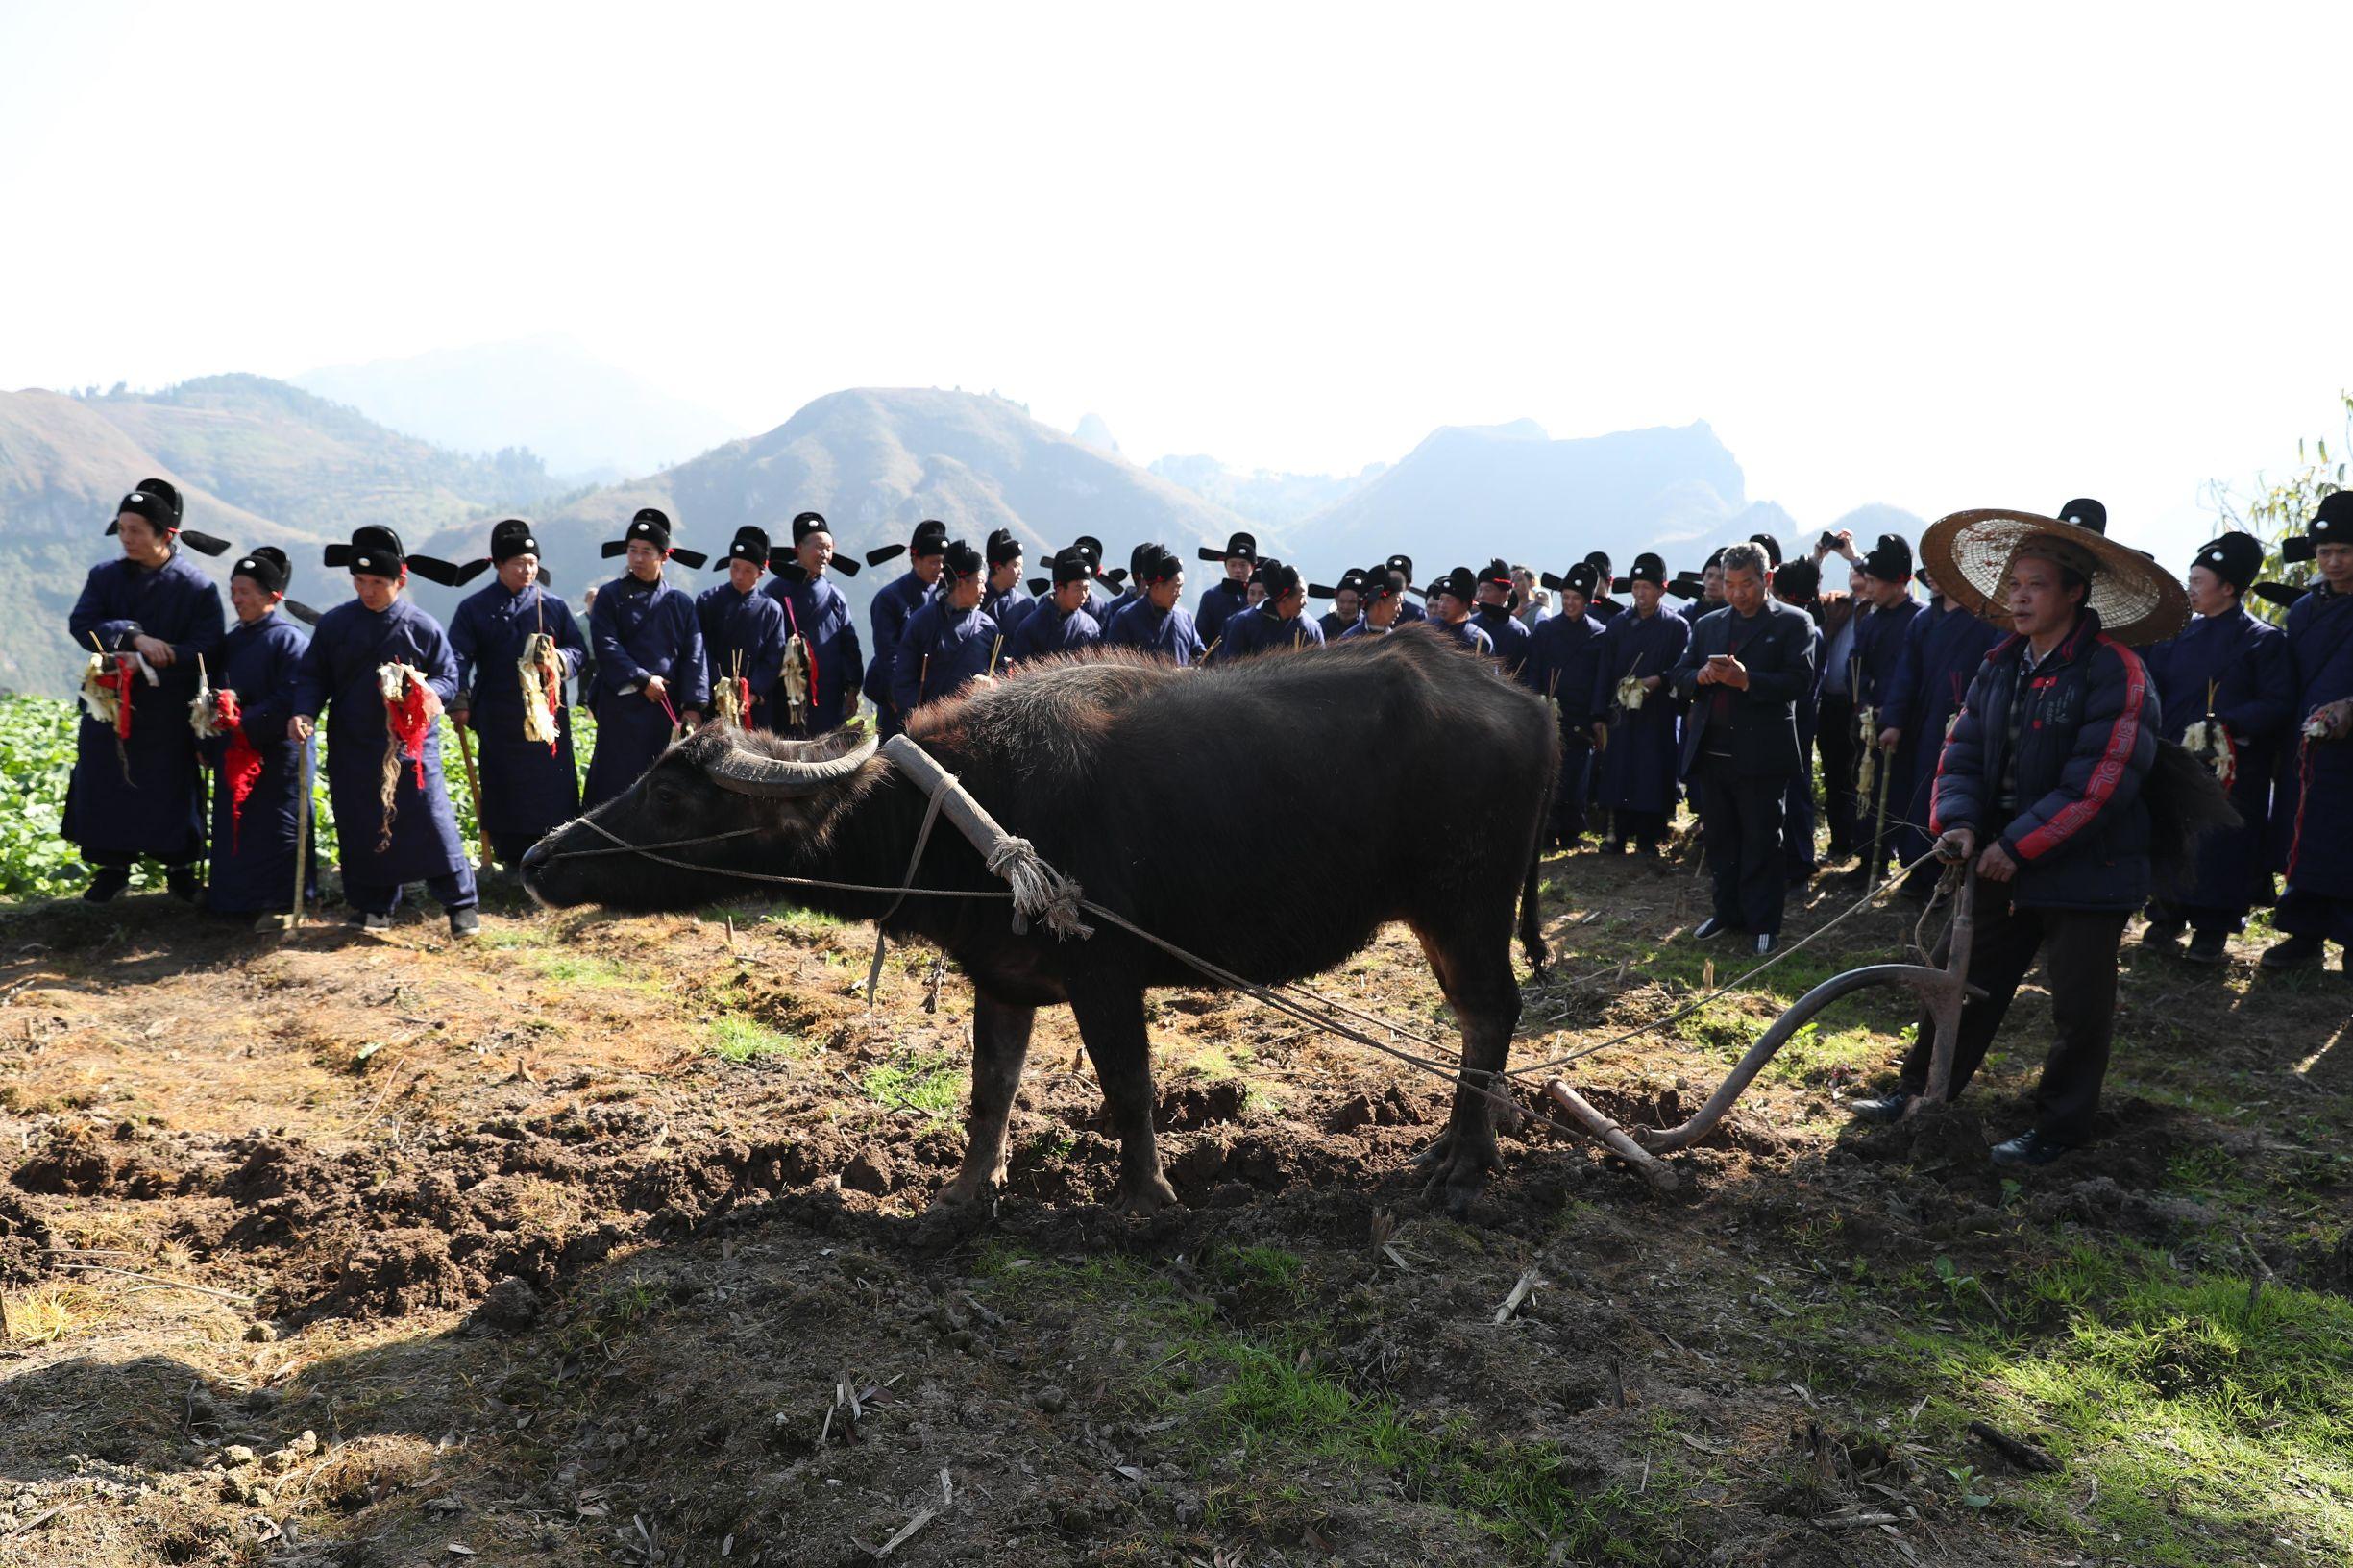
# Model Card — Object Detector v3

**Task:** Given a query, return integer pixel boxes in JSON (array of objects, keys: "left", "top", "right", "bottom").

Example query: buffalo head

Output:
[{"left": 521, "top": 724, "right": 883, "bottom": 912}]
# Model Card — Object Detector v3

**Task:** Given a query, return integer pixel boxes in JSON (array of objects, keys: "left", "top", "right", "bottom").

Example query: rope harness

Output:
[{"left": 538, "top": 737, "right": 1959, "bottom": 1145}]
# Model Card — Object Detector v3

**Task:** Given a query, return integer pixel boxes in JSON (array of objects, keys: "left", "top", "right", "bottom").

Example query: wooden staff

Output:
[{"left": 453, "top": 714, "right": 494, "bottom": 871}]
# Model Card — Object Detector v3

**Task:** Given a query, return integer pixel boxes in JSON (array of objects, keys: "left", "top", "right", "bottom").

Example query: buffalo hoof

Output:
[
  {"left": 1415, "top": 1129, "right": 1502, "bottom": 1218},
  {"left": 932, "top": 1170, "right": 1004, "bottom": 1212},
  {"left": 1117, "top": 1171, "right": 1180, "bottom": 1217},
  {"left": 913, "top": 1183, "right": 998, "bottom": 1253}
]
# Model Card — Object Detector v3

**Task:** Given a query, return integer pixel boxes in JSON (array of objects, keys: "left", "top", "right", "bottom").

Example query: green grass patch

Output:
[
  {"left": 526, "top": 951, "right": 661, "bottom": 992},
  {"left": 860, "top": 1050, "right": 963, "bottom": 1116},
  {"left": 705, "top": 1015, "right": 804, "bottom": 1064}
]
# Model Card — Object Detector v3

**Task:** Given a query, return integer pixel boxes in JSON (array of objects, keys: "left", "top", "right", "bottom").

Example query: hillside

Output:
[
  {"left": 459, "top": 389, "right": 1268, "bottom": 629},
  {"left": 298, "top": 335, "right": 745, "bottom": 483},
  {"left": 1285, "top": 419, "right": 1787, "bottom": 577},
  {"left": 1149, "top": 452, "right": 1386, "bottom": 528}
]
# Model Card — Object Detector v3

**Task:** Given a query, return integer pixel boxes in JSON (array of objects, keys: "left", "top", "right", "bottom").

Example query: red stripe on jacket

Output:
[{"left": 2012, "top": 634, "right": 2145, "bottom": 861}]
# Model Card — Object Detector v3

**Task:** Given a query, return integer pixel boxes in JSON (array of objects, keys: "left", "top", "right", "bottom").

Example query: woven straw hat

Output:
[{"left": 1921, "top": 508, "right": 2189, "bottom": 648}]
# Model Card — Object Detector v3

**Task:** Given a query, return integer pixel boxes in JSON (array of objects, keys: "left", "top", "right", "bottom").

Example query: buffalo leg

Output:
[
  {"left": 937, "top": 990, "right": 1037, "bottom": 1209},
  {"left": 1411, "top": 926, "right": 1521, "bottom": 1216},
  {"left": 1065, "top": 980, "right": 1177, "bottom": 1215}
]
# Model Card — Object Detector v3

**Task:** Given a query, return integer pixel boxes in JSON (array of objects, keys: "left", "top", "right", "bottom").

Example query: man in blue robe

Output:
[
  {"left": 202, "top": 547, "right": 315, "bottom": 923},
  {"left": 1313, "top": 568, "right": 1366, "bottom": 642},
  {"left": 1769, "top": 559, "right": 1829, "bottom": 880},
  {"left": 1338, "top": 568, "right": 1411, "bottom": 640},
  {"left": 981, "top": 529, "right": 1036, "bottom": 643},
  {"left": 1002, "top": 547, "right": 1105, "bottom": 665},
  {"left": 1469, "top": 558, "right": 1535, "bottom": 683},
  {"left": 62, "top": 478, "right": 228, "bottom": 901},
  {"left": 2262, "top": 493, "right": 2353, "bottom": 970},
  {"left": 1193, "top": 531, "right": 1257, "bottom": 645},
  {"left": 861, "top": 520, "right": 947, "bottom": 738},
  {"left": 450, "top": 519, "right": 588, "bottom": 870},
  {"left": 1841, "top": 531, "right": 1923, "bottom": 888},
  {"left": 289, "top": 527, "right": 484, "bottom": 934},
  {"left": 1213, "top": 560, "right": 1325, "bottom": 660},
  {"left": 1102, "top": 545, "right": 1209, "bottom": 664},
  {"left": 1528, "top": 562, "right": 1610, "bottom": 846},
  {"left": 1381, "top": 555, "right": 1429, "bottom": 625},
  {"left": 1873, "top": 564, "right": 2004, "bottom": 899},
  {"left": 1421, "top": 567, "right": 1498, "bottom": 657},
  {"left": 697, "top": 526, "right": 790, "bottom": 728},
  {"left": 1583, "top": 551, "right": 1627, "bottom": 623},
  {"left": 2136, "top": 532, "right": 2291, "bottom": 963},
  {"left": 583, "top": 509, "right": 710, "bottom": 810},
  {"left": 764, "top": 510, "right": 865, "bottom": 736},
  {"left": 894, "top": 540, "right": 1001, "bottom": 713},
  {"left": 1593, "top": 552, "right": 1688, "bottom": 857}
]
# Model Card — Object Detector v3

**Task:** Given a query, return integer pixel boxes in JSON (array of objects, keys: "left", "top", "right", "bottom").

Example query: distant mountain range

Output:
[
  {"left": 297, "top": 335, "right": 744, "bottom": 483},
  {"left": 0, "top": 370, "right": 1922, "bottom": 698}
]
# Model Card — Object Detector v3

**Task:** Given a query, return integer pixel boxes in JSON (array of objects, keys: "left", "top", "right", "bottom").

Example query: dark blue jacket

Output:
[
  {"left": 764, "top": 571, "right": 863, "bottom": 733},
  {"left": 1104, "top": 599, "right": 1207, "bottom": 665},
  {"left": 1851, "top": 597, "right": 1922, "bottom": 711},
  {"left": 1002, "top": 601, "right": 1102, "bottom": 666},
  {"left": 1931, "top": 610, "right": 2159, "bottom": 911},
  {"left": 1471, "top": 604, "right": 1535, "bottom": 685},
  {"left": 863, "top": 570, "right": 936, "bottom": 730},
  {"left": 291, "top": 596, "right": 470, "bottom": 884},
  {"left": 696, "top": 580, "right": 789, "bottom": 720},
  {"left": 2143, "top": 604, "right": 2291, "bottom": 915},
  {"left": 583, "top": 574, "right": 707, "bottom": 810},
  {"left": 1525, "top": 611, "right": 1609, "bottom": 725},
  {"left": 61, "top": 550, "right": 225, "bottom": 862},
  {"left": 1196, "top": 578, "right": 1249, "bottom": 644},
  {"left": 2279, "top": 587, "right": 2353, "bottom": 898},
  {"left": 1669, "top": 599, "right": 1816, "bottom": 777},
  {"left": 984, "top": 583, "right": 1037, "bottom": 643},
  {"left": 893, "top": 598, "right": 999, "bottom": 713},
  {"left": 1214, "top": 605, "right": 1325, "bottom": 661},
  {"left": 451, "top": 580, "right": 587, "bottom": 846},
  {"left": 204, "top": 610, "right": 314, "bottom": 913},
  {"left": 1880, "top": 600, "right": 2002, "bottom": 865}
]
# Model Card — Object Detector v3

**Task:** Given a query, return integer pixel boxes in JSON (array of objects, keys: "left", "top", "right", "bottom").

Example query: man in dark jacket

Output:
[
  {"left": 1851, "top": 518, "right": 2166, "bottom": 1165},
  {"left": 1528, "top": 562, "right": 1611, "bottom": 846},
  {"left": 1772, "top": 558, "right": 1828, "bottom": 879},
  {"left": 1193, "top": 532, "right": 1257, "bottom": 644},
  {"left": 2264, "top": 492, "right": 2353, "bottom": 970},
  {"left": 1843, "top": 532, "right": 1922, "bottom": 888},
  {"left": 1671, "top": 543, "right": 1818, "bottom": 954}
]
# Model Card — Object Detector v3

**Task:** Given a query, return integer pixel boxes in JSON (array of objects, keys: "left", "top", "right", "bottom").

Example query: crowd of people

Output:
[{"left": 56, "top": 478, "right": 2353, "bottom": 1164}]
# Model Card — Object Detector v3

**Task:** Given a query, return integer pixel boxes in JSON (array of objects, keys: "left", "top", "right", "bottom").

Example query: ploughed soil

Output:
[{"left": 0, "top": 846, "right": 2346, "bottom": 1566}]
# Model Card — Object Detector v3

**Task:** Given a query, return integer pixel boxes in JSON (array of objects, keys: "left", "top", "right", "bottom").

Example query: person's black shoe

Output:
[
  {"left": 1846, "top": 1091, "right": 1911, "bottom": 1125},
  {"left": 448, "top": 906, "right": 481, "bottom": 938},
  {"left": 351, "top": 910, "right": 393, "bottom": 932},
  {"left": 81, "top": 867, "right": 132, "bottom": 903},
  {"left": 1834, "top": 868, "right": 1874, "bottom": 893},
  {"left": 165, "top": 865, "right": 202, "bottom": 904},
  {"left": 1693, "top": 916, "right": 1733, "bottom": 941},
  {"left": 1989, "top": 1128, "right": 2074, "bottom": 1167},
  {"left": 1787, "top": 863, "right": 1819, "bottom": 884},
  {"left": 2182, "top": 930, "right": 2229, "bottom": 966},
  {"left": 2140, "top": 918, "right": 2185, "bottom": 951},
  {"left": 1600, "top": 837, "right": 1627, "bottom": 856},
  {"left": 1753, "top": 932, "right": 1777, "bottom": 957},
  {"left": 2261, "top": 934, "right": 2326, "bottom": 970}
]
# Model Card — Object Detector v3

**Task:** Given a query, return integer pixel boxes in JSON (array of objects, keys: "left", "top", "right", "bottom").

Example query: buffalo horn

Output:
[{"left": 707, "top": 732, "right": 880, "bottom": 796}]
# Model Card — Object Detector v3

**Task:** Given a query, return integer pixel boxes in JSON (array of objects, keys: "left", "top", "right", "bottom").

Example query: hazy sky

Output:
[{"left": 5, "top": 2, "right": 2347, "bottom": 563}]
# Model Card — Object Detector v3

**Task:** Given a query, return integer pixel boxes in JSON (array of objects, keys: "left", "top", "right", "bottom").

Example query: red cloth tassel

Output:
[
  {"left": 388, "top": 677, "right": 433, "bottom": 787},
  {"left": 214, "top": 690, "right": 263, "bottom": 851},
  {"left": 98, "top": 655, "right": 136, "bottom": 739}
]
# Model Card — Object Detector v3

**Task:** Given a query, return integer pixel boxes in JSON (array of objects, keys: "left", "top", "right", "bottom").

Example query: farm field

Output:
[{"left": 0, "top": 738, "right": 2346, "bottom": 1565}]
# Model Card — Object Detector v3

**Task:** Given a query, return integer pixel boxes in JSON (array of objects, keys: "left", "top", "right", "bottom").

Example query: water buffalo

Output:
[{"left": 522, "top": 627, "right": 1557, "bottom": 1215}]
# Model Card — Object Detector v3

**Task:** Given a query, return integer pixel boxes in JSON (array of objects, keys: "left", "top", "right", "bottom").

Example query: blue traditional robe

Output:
[
  {"left": 863, "top": 570, "right": 936, "bottom": 738},
  {"left": 1528, "top": 612, "right": 1609, "bottom": 725},
  {"left": 892, "top": 599, "right": 999, "bottom": 712},
  {"left": 1317, "top": 609, "right": 1353, "bottom": 642},
  {"left": 1428, "top": 618, "right": 1495, "bottom": 657},
  {"left": 290, "top": 597, "right": 470, "bottom": 887},
  {"left": 61, "top": 550, "right": 226, "bottom": 865},
  {"left": 1393, "top": 598, "right": 1428, "bottom": 625},
  {"left": 1196, "top": 578, "right": 1249, "bottom": 644},
  {"left": 1878, "top": 601, "right": 2002, "bottom": 870},
  {"left": 764, "top": 571, "right": 863, "bottom": 734},
  {"left": 1213, "top": 605, "right": 1325, "bottom": 661},
  {"left": 2143, "top": 604, "right": 2291, "bottom": 925},
  {"left": 697, "top": 580, "right": 789, "bottom": 723},
  {"left": 1471, "top": 604, "right": 1535, "bottom": 685},
  {"left": 983, "top": 583, "right": 1037, "bottom": 644},
  {"left": 1001, "top": 601, "right": 1102, "bottom": 666},
  {"left": 2280, "top": 588, "right": 2353, "bottom": 925},
  {"left": 583, "top": 575, "right": 708, "bottom": 810},
  {"left": 1103, "top": 599, "right": 1208, "bottom": 665},
  {"left": 204, "top": 610, "right": 315, "bottom": 914},
  {"left": 1593, "top": 605, "right": 1688, "bottom": 815},
  {"left": 451, "top": 580, "right": 587, "bottom": 856}
]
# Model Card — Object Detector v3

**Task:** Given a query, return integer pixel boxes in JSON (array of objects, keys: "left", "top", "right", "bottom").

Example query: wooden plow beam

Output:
[{"left": 1543, "top": 870, "right": 1983, "bottom": 1188}]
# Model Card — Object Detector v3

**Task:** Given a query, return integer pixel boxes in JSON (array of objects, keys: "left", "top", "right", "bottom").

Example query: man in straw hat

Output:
[
  {"left": 63, "top": 478, "right": 229, "bottom": 902},
  {"left": 2262, "top": 491, "right": 2353, "bottom": 971},
  {"left": 2139, "top": 531, "right": 2291, "bottom": 963},
  {"left": 450, "top": 519, "right": 589, "bottom": 869},
  {"left": 1851, "top": 500, "right": 2186, "bottom": 1165}
]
